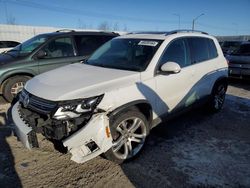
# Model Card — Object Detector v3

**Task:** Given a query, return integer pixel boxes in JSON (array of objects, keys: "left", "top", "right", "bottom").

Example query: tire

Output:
[
  {"left": 104, "top": 109, "right": 149, "bottom": 164},
  {"left": 207, "top": 81, "right": 228, "bottom": 112},
  {"left": 2, "top": 76, "right": 31, "bottom": 102}
]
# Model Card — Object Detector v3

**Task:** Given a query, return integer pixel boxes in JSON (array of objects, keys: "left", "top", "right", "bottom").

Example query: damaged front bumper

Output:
[{"left": 12, "top": 102, "right": 113, "bottom": 163}]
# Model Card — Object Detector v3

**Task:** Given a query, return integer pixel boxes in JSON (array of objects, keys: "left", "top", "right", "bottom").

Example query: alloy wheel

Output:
[
  {"left": 11, "top": 82, "right": 24, "bottom": 96},
  {"left": 112, "top": 117, "right": 147, "bottom": 160}
]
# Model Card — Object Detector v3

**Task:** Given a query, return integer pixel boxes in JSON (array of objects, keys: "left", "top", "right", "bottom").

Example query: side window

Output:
[
  {"left": 6, "top": 41, "right": 20, "bottom": 48},
  {"left": 207, "top": 39, "right": 218, "bottom": 59},
  {"left": 42, "top": 37, "right": 74, "bottom": 58},
  {"left": 188, "top": 37, "right": 209, "bottom": 64},
  {"left": 159, "top": 38, "right": 190, "bottom": 68},
  {"left": 75, "top": 35, "right": 112, "bottom": 56}
]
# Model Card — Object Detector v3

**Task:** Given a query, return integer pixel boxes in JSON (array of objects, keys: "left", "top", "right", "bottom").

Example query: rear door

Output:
[
  {"left": 187, "top": 37, "right": 219, "bottom": 99},
  {"left": 37, "top": 36, "right": 81, "bottom": 74}
]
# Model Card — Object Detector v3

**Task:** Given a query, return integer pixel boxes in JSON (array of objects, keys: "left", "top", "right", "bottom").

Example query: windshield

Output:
[
  {"left": 222, "top": 41, "right": 241, "bottom": 48},
  {"left": 7, "top": 35, "right": 48, "bottom": 56},
  {"left": 85, "top": 38, "right": 163, "bottom": 72},
  {"left": 231, "top": 43, "right": 250, "bottom": 55}
]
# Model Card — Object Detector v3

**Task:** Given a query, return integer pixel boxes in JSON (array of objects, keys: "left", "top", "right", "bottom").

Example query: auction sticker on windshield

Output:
[{"left": 138, "top": 41, "right": 158, "bottom": 47}]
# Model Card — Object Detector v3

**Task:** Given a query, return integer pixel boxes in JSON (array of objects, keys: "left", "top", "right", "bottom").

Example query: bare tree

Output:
[
  {"left": 6, "top": 14, "right": 17, "bottom": 25},
  {"left": 113, "top": 22, "right": 119, "bottom": 31},
  {"left": 98, "top": 21, "right": 110, "bottom": 31},
  {"left": 77, "top": 19, "right": 87, "bottom": 29},
  {"left": 123, "top": 24, "right": 128, "bottom": 31}
]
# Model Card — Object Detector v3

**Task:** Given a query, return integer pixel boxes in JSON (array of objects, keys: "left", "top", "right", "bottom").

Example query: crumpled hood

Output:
[{"left": 25, "top": 63, "right": 141, "bottom": 101}]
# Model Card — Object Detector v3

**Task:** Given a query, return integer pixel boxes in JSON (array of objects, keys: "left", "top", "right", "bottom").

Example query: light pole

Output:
[
  {"left": 192, "top": 13, "right": 204, "bottom": 31},
  {"left": 173, "top": 13, "right": 180, "bottom": 29}
]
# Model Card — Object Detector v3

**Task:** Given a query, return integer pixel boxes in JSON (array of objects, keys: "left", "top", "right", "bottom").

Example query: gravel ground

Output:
[{"left": 0, "top": 80, "right": 250, "bottom": 188}]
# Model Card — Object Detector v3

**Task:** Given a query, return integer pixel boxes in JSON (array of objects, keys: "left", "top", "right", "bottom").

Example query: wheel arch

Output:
[
  {"left": 0, "top": 72, "right": 34, "bottom": 93},
  {"left": 212, "top": 76, "right": 228, "bottom": 92},
  {"left": 108, "top": 100, "right": 153, "bottom": 128}
]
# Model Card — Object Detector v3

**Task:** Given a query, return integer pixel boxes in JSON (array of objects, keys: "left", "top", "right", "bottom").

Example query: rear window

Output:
[
  {"left": 187, "top": 37, "right": 218, "bottom": 64},
  {"left": 74, "top": 35, "right": 114, "bottom": 56},
  {"left": 207, "top": 39, "right": 218, "bottom": 59}
]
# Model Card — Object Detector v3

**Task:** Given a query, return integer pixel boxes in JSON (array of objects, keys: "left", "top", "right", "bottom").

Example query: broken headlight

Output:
[{"left": 53, "top": 94, "right": 104, "bottom": 120}]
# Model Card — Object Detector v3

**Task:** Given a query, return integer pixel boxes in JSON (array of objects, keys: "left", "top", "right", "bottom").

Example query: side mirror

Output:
[
  {"left": 160, "top": 62, "right": 181, "bottom": 74},
  {"left": 35, "top": 50, "right": 47, "bottom": 59}
]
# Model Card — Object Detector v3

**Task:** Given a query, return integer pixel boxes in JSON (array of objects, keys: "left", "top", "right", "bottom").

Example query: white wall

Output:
[
  {"left": 0, "top": 24, "right": 127, "bottom": 43},
  {"left": 0, "top": 24, "right": 61, "bottom": 42}
]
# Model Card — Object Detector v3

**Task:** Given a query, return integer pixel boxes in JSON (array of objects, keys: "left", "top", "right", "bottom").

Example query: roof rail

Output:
[
  {"left": 129, "top": 29, "right": 208, "bottom": 35},
  {"left": 56, "top": 29, "right": 75, "bottom": 32},
  {"left": 130, "top": 31, "right": 169, "bottom": 35},
  {"left": 167, "top": 29, "right": 208, "bottom": 35}
]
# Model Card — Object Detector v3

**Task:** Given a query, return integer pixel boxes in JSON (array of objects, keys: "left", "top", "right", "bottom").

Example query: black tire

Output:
[
  {"left": 104, "top": 109, "right": 149, "bottom": 164},
  {"left": 207, "top": 81, "right": 228, "bottom": 112},
  {"left": 2, "top": 76, "right": 31, "bottom": 102}
]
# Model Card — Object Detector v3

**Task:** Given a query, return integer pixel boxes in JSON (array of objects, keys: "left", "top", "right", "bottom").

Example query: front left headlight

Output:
[{"left": 53, "top": 94, "right": 104, "bottom": 120}]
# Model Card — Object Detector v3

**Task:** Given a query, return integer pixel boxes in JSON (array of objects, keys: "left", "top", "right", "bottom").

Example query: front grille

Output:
[{"left": 19, "top": 89, "right": 57, "bottom": 114}]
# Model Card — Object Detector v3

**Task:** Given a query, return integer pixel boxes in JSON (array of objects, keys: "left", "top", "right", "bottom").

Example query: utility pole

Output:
[
  {"left": 173, "top": 13, "right": 180, "bottom": 29},
  {"left": 192, "top": 13, "right": 204, "bottom": 31}
]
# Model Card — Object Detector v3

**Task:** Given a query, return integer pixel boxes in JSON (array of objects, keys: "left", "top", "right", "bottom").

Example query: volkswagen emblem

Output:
[{"left": 22, "top": 94, "right": 30, "bottom": 108}]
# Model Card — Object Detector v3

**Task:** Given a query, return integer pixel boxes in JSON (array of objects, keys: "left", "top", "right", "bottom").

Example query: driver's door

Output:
[
  {"left": 36, "top": 37, "right": 81, "bottom": 74},
  {"left": 155, "top": 38, "right": 197, "bottom": 116}
]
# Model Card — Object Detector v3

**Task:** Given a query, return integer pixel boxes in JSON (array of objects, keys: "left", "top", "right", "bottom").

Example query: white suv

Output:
[{"left": 12, "top": 30, "right": 228, "bottom": 164}]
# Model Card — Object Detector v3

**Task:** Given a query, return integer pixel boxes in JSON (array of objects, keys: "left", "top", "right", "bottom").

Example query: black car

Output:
[
  {"left": 0, "top": 30, "right": 119, "bottom": 102},
  {"left": 226, "top": 42, "right": 250, "bottom": 79}
]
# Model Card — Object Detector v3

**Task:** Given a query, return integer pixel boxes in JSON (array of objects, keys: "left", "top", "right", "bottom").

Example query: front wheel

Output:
[
  {"left": 104, "top": 110, "right": 149, "bottom": 164},
  {"left": 2, "top": 76, "right": 31, "bottom": 102}
]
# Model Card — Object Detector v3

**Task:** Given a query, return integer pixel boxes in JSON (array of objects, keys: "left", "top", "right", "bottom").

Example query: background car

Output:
[
  {"left": 0, "top": 30, "right": 119, "bottom": 102},
  {"left": 0, "top": 41, "right": 20, "bottom": 53},
  {"left": 220, "top": 41, "right": 242, "bottom": 55},
  {"left": 226, "top": 41, "right": 250, "bottom": 79}
]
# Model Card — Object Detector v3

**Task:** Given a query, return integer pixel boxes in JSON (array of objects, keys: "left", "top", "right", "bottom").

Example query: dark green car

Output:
[{"left": 0, "top": 30, "right": 118, "bottom": 102}]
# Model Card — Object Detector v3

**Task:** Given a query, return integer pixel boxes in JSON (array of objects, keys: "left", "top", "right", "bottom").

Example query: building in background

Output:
[
  {"left": 0, "top": 24, "right": 125, "bottom": 43},
  {"left": 216, "top": 35, "right": 250, "bottom": 42},
  {"left": 0, "top": 24, "right": 61, "bottom": 43}
]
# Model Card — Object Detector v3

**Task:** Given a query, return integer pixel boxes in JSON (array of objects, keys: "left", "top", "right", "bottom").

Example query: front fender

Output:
[{"left": 0, "top": 69, "right": 36, "bottom": 83}]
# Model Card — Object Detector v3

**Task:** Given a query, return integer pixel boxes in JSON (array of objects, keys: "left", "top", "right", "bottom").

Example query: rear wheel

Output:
[
  {"left": 207, "top": 81, "right": 227, "bottom": 112},
  {"left": 3, "top": 76, "right": 31, "bottom": 102},
  {"left": 104, "top": 109, "right": 149, "bottom": 164}
]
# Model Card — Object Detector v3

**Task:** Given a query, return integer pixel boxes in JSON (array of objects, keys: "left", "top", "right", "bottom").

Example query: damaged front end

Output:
[{"left": 12, "top": 89, "right": 113, "bottom": 163}]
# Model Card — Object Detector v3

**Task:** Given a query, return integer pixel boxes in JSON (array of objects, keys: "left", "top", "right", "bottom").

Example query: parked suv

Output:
[
  {"left": 0, "top": 30, "right": 118, "bottom": 102},
  {"left": 226, "top": 42, "right": 250, "bottom": 79},
  {"left": 12, "top": 30, "right": 228, "bottom": 164}
]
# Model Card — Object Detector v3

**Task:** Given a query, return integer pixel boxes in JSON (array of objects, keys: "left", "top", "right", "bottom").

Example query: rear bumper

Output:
[{"left": 12, "top": 102, "right": 113, "bottom": 163}]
